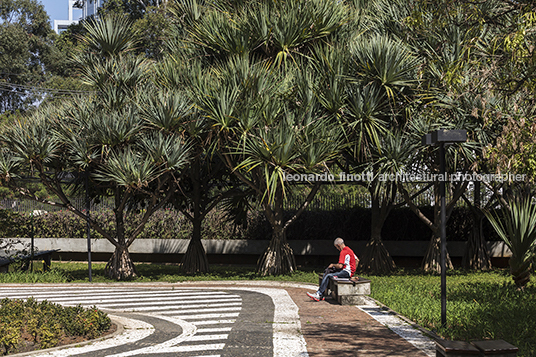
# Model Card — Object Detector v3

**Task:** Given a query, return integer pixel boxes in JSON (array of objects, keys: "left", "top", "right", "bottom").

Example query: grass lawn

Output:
[
  {"left": 364, "top": 269, "right": 536, "bottom": 357},
  {"left": 1, "top": 263, "right": 534, "bottom": 356}
]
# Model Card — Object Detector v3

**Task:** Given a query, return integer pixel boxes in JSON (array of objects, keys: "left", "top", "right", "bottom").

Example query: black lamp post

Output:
[
  {"left": 421, "top": 129, "right": 466, "bottom": 327},
  {"left": 85, "top": 170, "right": 92, "bottom": 282}
]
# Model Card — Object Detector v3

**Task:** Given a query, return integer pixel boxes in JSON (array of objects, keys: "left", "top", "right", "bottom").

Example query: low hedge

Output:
[
  {"left": 0, "top": 297, "right": 111, "bottom": 355},
  {"left": 0, "top": 206, "right": 500, "bottom": 242}
]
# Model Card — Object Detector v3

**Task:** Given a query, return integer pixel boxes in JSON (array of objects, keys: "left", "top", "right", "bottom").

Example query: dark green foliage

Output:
[
  {"left": 0, "top": 0, "right": 75, "bottom": 113},
  {"left": 285, "top": 206, "right": 500, "bottom": 242},
  {"left": 0, "top": 297, "right": 110, "bottom": 355},
  {"left": 1, "top": 208, "right": 252, "bottom": 240},
  {"left": 0, "top": 206, "right": 502, "bottom": 242},
  {"left": 0, "top": 209, "right": 29, "bottom": 237}
]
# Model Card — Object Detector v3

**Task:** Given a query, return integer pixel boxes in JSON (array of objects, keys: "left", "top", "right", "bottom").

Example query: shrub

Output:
[
  {"left": 0, "top": 298, "right": 111, "bottom": 355},
  {"left": 1, "top": 205, "right": 502, "bottom": 241}
]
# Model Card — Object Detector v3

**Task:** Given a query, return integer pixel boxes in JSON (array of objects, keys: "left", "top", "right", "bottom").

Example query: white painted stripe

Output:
[
  {"left": 101, "top": 301, "right": 242, "bottom": 309},
  {"left": 168, "top": 312, "right": 240, "bottom": 320},
  {"left": 126, "top": 306, "right": 241, "bottom": 314},
  {"left": 0, "top": 289, "right": 198, "bottom": 297},
  {"left": 162, "top": 343, "right": 225, "bottom": 353},
  {"left": 19, "top": 294, "right": 240, "bottom": 304},
  {"left": 191, "top": 319, "right": 236, "bottom": 325},
  {"left": 196, "top": 327, "right": 232, "bottom": 333},
  {"left": 100, "top": 297, "right": 241, "bottom": 307},
  {"left": 0, "top": 291, "right": 234, "bottom": 301},
  {"left": 0, "top": 287, "right": 141, "bottom": 292},
  {"left": 188, "top": 334, "right": 229, "bottom": 342},
  {"left": 359, "top": 306, "right": 435, "bottom": 357}
]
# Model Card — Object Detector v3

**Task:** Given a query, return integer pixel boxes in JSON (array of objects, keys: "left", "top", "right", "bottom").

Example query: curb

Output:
[
  {"left": 0, "top": 280, "right": 319, "bottom": 290},
  {"left": 365, "top": 296, "right": 441, "bottom": 341},
  {"left": 7, "top": 315, "right": 124, "bottom": 357}
]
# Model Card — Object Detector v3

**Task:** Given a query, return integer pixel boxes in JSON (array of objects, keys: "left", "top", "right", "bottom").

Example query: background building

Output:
[
  {"left": 53, "top": 0, "right": 103, "bottom": 34},
  {"left": 82, "top": 0, "right": 103, "bottom": 20}
]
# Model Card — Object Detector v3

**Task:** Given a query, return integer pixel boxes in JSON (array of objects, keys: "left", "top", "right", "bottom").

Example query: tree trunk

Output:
[
  {"left": 511, "top": 259, "right": 531, "bottom": 289},
  {"left": 105, "top": 244, "right": 137, "bottom": 280},
  {"left": 360, "top": 237, "right": 396, "bottom": 274},
  {"left": 360, "top": 190, "right": 396, "bottom": 274},
  {"left": 422, "top": 234, "right": 453, "bottom": 273},
  {"left": 257, "top": 227, "right": 296, "bottom": 276},
  {"left": 257, "top": 189, "right": 296, "bottom": 276},
  {"left": 180, "top": 157, "right": 210, "bottom": 274},
  {"left": 462, "top": 181, "right": 491, "bottom": 270},
  {"left": 462, "top": 212, "right": 491, "bottom": 270},
  {"left": 422, "top": 183, "right": 453, "bottom": 273},
  {"left": 181, "top": 216, "right": 209, "bottom": 274},
  {"left": 105, "top": 193, "right": 137, "bottom": 280}
]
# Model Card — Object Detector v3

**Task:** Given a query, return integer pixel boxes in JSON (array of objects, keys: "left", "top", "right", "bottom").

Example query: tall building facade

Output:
[
  {"left": 53, "top": 0, "right": 103, "bottom": 34},
  {"left": 53, "top": 0, "right": 79, "bottom": 34},
  {"left": 82, "top": 0, "right": 103, "bottom": 19}
]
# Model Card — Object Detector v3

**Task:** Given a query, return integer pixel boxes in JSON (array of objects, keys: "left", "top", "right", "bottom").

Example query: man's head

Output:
[{"left": 334, "top": 237, "right": 345, "bottom": 251}]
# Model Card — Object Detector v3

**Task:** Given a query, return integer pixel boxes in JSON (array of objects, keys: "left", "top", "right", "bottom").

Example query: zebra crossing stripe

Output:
[
  {"left": 166, "top": 312, "right": 240, "bottom": 320},
  {"left": 100, "top": 301, "right": 242, "bottom": 309},
  {"left": 0, "top": 289, "right": 229, "bottom": 297},
  {"left": 0, "top": 292, "right": 240, "bottom": 302},
  {"left": 125, "top": 306, "right": 242, "bottom": 313},
  {"left": 190, "top": 319, "right": 236, "bottom": 325},
  {"left": 188, "top": 334, "right": 229, "bottom": 342},
  {"left": 10, "top": 295, "right": 241, "bottom": 305},
  {"left": 50, "top": 296, "right": 241, "bottom": 306},
  {"left": 0, "top": 289, "right": 202, "bottom": 298},
  {"left": 196, "top": 327, "right": 232, "bottom": 333},
  {"left": 158, "top": 343, "right": 226, "bottom": 353}
]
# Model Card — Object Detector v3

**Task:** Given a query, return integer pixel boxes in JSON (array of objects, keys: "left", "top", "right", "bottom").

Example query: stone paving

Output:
[{"left": 0, "top": 282, "right": 435, "bottom": 356}]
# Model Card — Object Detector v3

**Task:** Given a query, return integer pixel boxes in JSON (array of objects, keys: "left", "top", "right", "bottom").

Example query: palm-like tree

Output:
[
  {"left": 169, "top": 0, "right": 351, "bottom": 275},
  {"left": 366, "top": 0, "right": 503, "bottom": 272},
  {"left": 0, "top": 15, "right": 192, "bottom": 280},
  {"left": 138, "top": 87, "right": 243, "bottom": 274},
  {"left": 314, "top": 27, "right": 419, "bottom": 273},
  {"left": 359, "top": 132, "right": 418, "bottom": 274},
  {"left": 190, "top": 57, "right": 343, "bottom": 275},
  {"left": 486, "top": 193, "right": 536, "bottom": 289}
]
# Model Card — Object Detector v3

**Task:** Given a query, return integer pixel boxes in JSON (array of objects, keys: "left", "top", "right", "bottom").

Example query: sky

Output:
[{"left": 39, "top": 0, "right": 82, "bottom": 26}]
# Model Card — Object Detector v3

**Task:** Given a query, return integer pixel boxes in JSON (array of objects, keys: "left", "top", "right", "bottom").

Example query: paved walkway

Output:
[{"left": 0, "top": 282, "right": 435, "bottom": 357}]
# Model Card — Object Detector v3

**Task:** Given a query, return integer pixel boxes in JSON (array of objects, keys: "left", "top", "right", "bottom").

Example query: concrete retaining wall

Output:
[{"left": 2, "top": 238, "right": 512, "bottom": 258}]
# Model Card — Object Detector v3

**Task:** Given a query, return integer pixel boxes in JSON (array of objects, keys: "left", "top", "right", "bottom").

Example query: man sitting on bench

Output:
[{"left": 307, "top": 237, "right": 358, "bottom": 301}]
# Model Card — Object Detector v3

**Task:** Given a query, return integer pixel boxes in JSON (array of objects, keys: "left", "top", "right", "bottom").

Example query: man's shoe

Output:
[{"left": 307, "top": 292, "right": 324, "bottom": 301}]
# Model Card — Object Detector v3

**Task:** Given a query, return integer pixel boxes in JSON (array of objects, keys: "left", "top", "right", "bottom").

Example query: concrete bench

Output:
[
  {"left": 0, "top": 249, "right": 59, "bottom": 273},
  {"left": 435, "top": 339, "right": 518, "bottom": 357},
  {"left": 318, "top": 274, "right": 371, "bottom": 305}
]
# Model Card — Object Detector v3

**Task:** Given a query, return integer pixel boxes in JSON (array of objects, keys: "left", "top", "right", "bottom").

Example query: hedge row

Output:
[
  {"left": 0, "top": 207, "right": 500, "bottom": 241},
  {"left": 0, "top": 298, "right": 110, "bottom": 355}
]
